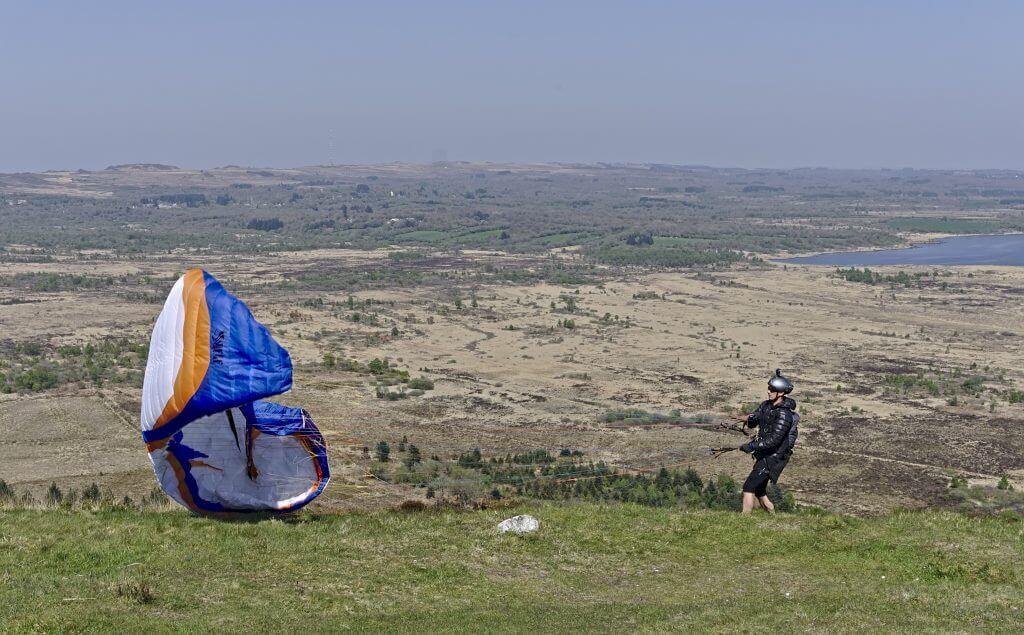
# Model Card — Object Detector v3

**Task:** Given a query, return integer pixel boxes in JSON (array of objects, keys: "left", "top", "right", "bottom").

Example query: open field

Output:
[
  {"left": 1, "top": 248, "right": 1023, "bottom": 513},
  {"left": 1, "top": 164, "right": 1023, "bottom": 514},
  {"left": 2, "top": 503, "right": 1023, "bottom": 632}
]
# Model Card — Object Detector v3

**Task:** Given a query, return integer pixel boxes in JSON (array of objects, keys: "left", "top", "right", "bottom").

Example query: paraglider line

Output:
[{"left": 226, "top": 409, "right": 241, "bottom": 451}]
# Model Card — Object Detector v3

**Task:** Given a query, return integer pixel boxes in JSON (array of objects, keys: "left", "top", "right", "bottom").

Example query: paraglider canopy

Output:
[{"left": 140, "top": 269, "right": 329, "bottom": 513}]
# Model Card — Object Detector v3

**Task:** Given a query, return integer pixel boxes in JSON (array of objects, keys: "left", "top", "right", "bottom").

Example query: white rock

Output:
[{"left": 497, "top": 514, "right": 540, "bottom": 534}]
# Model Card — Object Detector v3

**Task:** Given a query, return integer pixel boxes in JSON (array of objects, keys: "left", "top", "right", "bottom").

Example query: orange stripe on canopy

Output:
[
  {"left": 153, "top": 269, "right": 211, "bottom": 429},
  {"left": 164, "top": 448, "right": 200, "bottom": 512}
]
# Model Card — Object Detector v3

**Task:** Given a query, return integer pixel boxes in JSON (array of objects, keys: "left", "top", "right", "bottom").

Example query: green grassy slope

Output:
[{"left": 2, "top": 503, "right": 1022, "bottom": 632}]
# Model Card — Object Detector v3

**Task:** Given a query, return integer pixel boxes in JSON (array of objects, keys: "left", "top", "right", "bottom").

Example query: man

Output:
[{"left": 733, "top": 369, "right": 798, "bottom": 514}]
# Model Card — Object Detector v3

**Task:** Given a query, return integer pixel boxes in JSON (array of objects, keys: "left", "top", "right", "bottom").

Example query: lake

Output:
[{"left": 779, "top": 234, "right": 1024, "bottom": 266}]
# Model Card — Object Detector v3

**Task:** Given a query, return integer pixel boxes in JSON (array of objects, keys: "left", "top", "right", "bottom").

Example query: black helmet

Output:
[{"left": 768, "top": 369, "right": 793, "bottom": 394}]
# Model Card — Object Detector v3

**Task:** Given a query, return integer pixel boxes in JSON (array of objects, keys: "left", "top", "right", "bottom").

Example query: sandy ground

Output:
[{"left": 1, "top": 249, "right": 1022, "bottom": 513}]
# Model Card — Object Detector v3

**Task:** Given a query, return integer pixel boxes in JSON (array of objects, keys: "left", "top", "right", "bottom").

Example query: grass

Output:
[
  {"left": 395, "top": 230, "right": 448, "bottom": 242},
  {"left": 532, "top": 231, "right": 590, "bottom": 246},
  {"left": 1, "top": 503, "right": 1022, "bottom": 632},
  {"left": 448, "top": 228, "right": 507, "bottom": 243},
  {"left": 652, "top": 235, "right": 708, "bottom": 248}
]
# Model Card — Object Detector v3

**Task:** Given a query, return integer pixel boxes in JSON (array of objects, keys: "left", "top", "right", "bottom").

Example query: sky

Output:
[{"left": 1, "top": 1, "right": 1021, "bottom": 172}]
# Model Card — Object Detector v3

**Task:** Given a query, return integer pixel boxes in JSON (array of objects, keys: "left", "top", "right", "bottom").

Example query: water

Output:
[{"left": 779, "top": 234, "right": 1024, "bottom": 266}]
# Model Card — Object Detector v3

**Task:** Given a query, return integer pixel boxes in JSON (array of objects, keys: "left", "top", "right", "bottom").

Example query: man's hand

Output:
[{"left": 739, "top": 442, "right": 754, "bottom": 454}]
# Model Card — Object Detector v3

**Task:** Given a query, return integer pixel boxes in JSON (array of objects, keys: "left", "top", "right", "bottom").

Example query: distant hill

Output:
[{"left": 104, "top": 163, "right": 179, "bottom": 171}]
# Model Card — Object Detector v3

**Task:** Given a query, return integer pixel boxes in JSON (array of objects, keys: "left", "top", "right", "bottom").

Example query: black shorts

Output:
[{"left": 742, "top": 456, "right": 787, "bottom": 496}]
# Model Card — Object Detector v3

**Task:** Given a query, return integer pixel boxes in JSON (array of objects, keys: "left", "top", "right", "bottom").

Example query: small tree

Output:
[
  {"left": 82, "top": 482, "right": 101, "bottom": 504},
  {"left": 0, "top": 479, "right": 13, "bottom": 503},
  {"left": 680, "top": 467, "right": 704, "bottom": 490},
  {"left": 46, "top": 482, "right": 63, "bottom": 506},
  {"left": 375, "top": 441, "right": 390, "bottom": 462},
  {"left": 403, "top": 444, "right": 422, "bottom": 468}
]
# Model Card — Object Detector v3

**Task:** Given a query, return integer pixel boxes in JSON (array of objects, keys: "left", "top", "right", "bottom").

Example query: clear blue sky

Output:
[{"left": 1, "top": 1, "right": 1021, "bottom": 172}]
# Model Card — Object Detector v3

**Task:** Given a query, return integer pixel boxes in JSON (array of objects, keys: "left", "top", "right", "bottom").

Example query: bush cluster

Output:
[
  {"left": 0, "top": 337, "right": 147, "bottom": 393},
  {"left": 0, "top": 480, "right": 168, "bottom": 510},
  {"left": 370, "top": 445, "right": 796, "bottom": 512}
]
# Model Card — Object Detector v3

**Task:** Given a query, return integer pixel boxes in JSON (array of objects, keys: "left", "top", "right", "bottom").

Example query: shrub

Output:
[
  {"left": 246, "top": 217, "right": 284, "bottom": 231},
  {"left": 680, "top": 467, "right": 703, "bottom": 490},
  {"left": 407, "top": 377, "right": 434, "bottom": 390},
  {"left": 114, "top": 579, "right": 154, "bottom": 604},
  {"left": 457, "top": 449, "right": 484, "bottom": 469},
  {"left": 144, "top": 487, "right": 167, "bottom": 507},
  {"left": 961, "top": 376, "right": 986, "bottom": 395},
  {"left": 0, "top": 479, "right": 13, "bottom": 503},
  {"left": 82, "top": 482, "right": 102, "bottom": 504},
  {"left": 13, "top": 365, "right": 59, "bottom": 392},
  {"left": 397, "top": 500, "right": 426, "bottom": 512},
  {"left": 45, "top": 483, "right": 63, "bottom": 506},
  {"left": 767, "top": 484, "right": 796, "bottom": 512}
]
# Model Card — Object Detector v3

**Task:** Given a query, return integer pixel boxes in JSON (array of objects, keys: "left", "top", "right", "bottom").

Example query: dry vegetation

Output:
[{"left": 1, "top": 163, "right": 1023, "bottom": 514}]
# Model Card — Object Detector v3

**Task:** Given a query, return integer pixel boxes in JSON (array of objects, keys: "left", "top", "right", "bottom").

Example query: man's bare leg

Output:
[
  {"left": 757, "top": 495, "right": 775, "bottom": 513},
  {"left": 742, "top": 492, "right": 757, "bottom": 513}
]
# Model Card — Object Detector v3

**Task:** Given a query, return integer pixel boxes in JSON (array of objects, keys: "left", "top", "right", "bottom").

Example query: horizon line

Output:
[{"left": 4, "top": 160, "right": 1024, "bottom": 177}]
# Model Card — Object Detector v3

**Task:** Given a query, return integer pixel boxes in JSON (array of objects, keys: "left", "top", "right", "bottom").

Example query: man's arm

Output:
[
  {"left": 741, "top": 409, "right": 793, "bottom": 453},
  {"left": 743, "top": 402, "right": 764, "bottom": 429}
]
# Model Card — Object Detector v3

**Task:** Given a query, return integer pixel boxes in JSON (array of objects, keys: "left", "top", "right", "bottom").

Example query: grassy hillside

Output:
[{"left": 2, "top": 503, "right": 1022, "bottom": 632}]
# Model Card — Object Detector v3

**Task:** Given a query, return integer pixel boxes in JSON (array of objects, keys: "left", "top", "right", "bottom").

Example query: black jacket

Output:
[{"left": 743, "top": 397, "right": 798, "bottom": 460}]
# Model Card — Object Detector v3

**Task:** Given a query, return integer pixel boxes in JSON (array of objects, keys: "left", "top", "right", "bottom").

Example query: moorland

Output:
[{"left": 1, "top": 162, "right": 1023, "bottom": 514}]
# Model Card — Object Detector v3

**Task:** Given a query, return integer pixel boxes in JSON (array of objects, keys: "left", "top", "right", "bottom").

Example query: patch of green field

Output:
[
  {"left": 1, "top": 504, "right": 1022, "bottom": 631},
  {"left": 448, "top": 228, "right": 507, "bottom": 243},
  {"left": 652, "top": 236, "right": 707, "bottom": 248},
  {"left": 533, "top": 231, "right": 589, "bottom": 246},
  {"left": 395, "top": 230, "right": 448, "bottom": 242}
]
